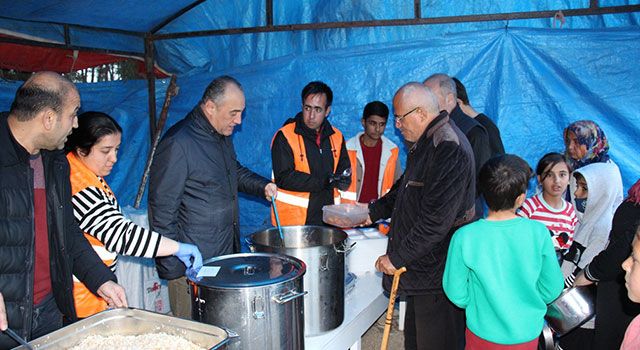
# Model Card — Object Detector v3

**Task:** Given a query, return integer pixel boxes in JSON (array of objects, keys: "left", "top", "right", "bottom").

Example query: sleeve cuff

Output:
[{"left": 583, "top": 264, "right": 599, "bottom": 282}]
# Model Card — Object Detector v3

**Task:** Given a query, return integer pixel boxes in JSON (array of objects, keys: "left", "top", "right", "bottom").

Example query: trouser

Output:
[
  {"left": 168, "top": 276, "right": 192, "bottom": 319},
  {"left": 31, "top": 294, "right": 63, "bottom": 340},
  {"left": 404, "top": 293, "right": 465, "bottom": 350}
]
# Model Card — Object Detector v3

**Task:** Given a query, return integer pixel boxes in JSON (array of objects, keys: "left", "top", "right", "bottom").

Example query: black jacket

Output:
[
  {"left": 0, "top": 113, "right": 116, "bottom": 349},
  {"left": 369, "top": 112, "right": 475, "bottom": 295},
  {"left": 584, "top": 201, "right": 640, "bottom": 349},
  {"left": 475, "top": 113, "right": 505, "bottom": 157},
  {"left": 149, "top": 106, "right": 269, "bottom": 280},
  {"left": 449, "top": 104, "right": 491, "bottom": 176},
  {"left": 271, "top": 113, "right": 351, "bottom": 225}
]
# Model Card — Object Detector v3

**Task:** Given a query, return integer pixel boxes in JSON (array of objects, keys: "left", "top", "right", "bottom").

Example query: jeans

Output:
[{"left": 30, "top": 294, "right": 63, "bottom": 340}]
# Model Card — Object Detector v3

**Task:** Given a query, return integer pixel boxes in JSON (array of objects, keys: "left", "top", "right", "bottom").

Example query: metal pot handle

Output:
[
  {"left": 245, "top": 237, "right": 255, "bottom": 252},
  {"left": 211, "top": 327, "right": 239, "bottom": 350},
  {"left": 334, "top": 242, "right": 356, "bottom": 254},
  {"left": 272, "top": 290, "right": 308, "bottom": 304}
]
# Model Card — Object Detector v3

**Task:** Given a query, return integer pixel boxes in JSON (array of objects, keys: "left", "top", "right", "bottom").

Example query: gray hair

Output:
[
  {"left": 201, "top": 75, "right": 243, "bottom": 105},
  {"left": 423, "top": 73, "right": 457, "bottom": 100},
  {"left": 395, "top": 82, "right": 440, "bottom": 116}
]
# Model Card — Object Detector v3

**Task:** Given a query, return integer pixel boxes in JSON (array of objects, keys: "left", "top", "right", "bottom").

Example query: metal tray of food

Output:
[{"left": 15, "top": 308, "right": 229, "bottom": 349}]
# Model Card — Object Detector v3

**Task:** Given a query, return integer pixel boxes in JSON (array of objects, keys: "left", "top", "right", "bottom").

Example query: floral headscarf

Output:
[{"left": 563, "top": 120, "right": 610, "bottom": 170}]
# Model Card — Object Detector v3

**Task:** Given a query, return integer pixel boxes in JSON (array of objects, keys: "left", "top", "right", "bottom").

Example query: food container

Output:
[
  {"left": 17, "top": 308, "right": 229, "bottom": 349},
  {"left": 322, "top": 203, "right": 369, "bottom": 228},
  {"left": 545, "top": 285, "right": 596, "bottom": 336},
  {"left": 189, "top": 253, "right": 306, "bottom": 350},
  {"left": 249, "top": 225, "right": 353, "bottom": 336}
]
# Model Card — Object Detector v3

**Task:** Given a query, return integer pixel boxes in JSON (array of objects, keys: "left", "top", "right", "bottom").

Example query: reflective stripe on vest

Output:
[
  {"left": 67, "top": 152, "right": 115, "bottom": 318},
  {"left": 271, "top": 122, "right": 342, "bottom": 226},
  {"left": 339, "top": 150, "right": 359, "bottom": 204}
]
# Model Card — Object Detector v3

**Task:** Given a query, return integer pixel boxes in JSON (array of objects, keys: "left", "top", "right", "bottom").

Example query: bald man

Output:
[
  {"left": 0, "top": 72, "right": 126, "bottom": 349},
  {"left": 368, "top": 82, "right": 475, "bottom": 350}
]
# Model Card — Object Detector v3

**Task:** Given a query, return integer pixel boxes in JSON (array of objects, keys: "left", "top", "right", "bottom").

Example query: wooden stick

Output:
[
  {"left": 380, "top": 266, "right": 407, "bottom": 350},
  {"left": 134, "top": 75, "right": 179, "bottom": 208}
]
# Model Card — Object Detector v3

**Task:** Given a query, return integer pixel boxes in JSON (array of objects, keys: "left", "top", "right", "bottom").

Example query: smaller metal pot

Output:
[{"left": 545, "top": 285, "right": 596, "bottom": 336}]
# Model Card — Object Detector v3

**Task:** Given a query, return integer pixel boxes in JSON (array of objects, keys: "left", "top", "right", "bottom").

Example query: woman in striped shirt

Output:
[{"left": 64, "top": 111, "right": 202, "bottom": 318}]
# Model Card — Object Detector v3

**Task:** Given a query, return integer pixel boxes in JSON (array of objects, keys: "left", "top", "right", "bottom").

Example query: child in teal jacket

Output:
[{"left": 443, "top": 154, "right": 564, "bottom": 349}]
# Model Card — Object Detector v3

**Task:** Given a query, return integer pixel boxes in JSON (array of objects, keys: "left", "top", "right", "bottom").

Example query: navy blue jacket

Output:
[{"left": 149, "top": 106, "right": 269, "bottom": 280}]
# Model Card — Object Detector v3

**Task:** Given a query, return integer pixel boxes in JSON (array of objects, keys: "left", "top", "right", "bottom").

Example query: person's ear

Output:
[
  {"left": 41, "top": 109, "right": 56, "bottom": 131},
  {"left": 361, "top": 118, "right": 366, "bottom": 129},
  {"left": 324, "top": 105, "right": 331, "bottom": 117},
  {"left": 515, "top": 193, "right": 527, "bottom": 208},
  {"left": 204, "top": 99, "right": 217, "bottom": 115}
]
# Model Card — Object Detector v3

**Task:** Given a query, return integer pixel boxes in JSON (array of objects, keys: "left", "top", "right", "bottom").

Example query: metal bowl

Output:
[{"left": 544, "top": 285, "right": 596, "bottom": 336}]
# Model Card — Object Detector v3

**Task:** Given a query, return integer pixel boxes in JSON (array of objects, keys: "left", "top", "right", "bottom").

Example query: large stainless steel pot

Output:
[
  {"left": 189, "top": 253, "right": 306, "bottom": 350},
  {"left": 250, "top": 225, "right": 352, "bottom": 336},
  {"left": 545, "top": 285, "right": 596, "bottom": 336}
]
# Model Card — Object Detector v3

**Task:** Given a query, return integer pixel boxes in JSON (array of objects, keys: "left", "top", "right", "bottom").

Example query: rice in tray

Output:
[{"left": 68, "top": 332, "right": 205, "bottom": 350}]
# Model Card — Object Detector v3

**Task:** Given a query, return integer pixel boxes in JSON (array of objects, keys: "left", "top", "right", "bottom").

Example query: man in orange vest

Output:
[
  {"left": 340, "top": 101, "right": 401, "bottom": 205},
  {"left": 271, "top": 81, "right": 351, "bottom": 226}
]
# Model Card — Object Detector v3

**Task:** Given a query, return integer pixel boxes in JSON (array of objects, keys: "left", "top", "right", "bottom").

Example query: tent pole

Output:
[
  {"left": 266, "top": 0, "right": 273, "bottom": 26},
  {"left": 151, "top": 4, "right": 640, "bottom": 40},
  {"left": 144, "top": 35, "right": 157, "bottom": 140}
]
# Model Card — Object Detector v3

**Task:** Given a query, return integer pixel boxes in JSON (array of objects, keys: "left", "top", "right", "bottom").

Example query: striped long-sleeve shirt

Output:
[
  {"left": 68, "top": 152, "right": 162, "bottom": 272},
  {"left": 517, "top": 193, "right": 577, "bottom": 251}
]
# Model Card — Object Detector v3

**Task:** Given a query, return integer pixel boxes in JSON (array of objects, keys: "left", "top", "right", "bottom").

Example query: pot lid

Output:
[{"left": 191, "top": 253, "right": 306, "bottom": 289}]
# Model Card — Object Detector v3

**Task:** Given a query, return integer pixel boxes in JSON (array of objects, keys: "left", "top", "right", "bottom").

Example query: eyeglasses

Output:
[{"left": 393, "top": 107, "right": 419, "bottom": 123}]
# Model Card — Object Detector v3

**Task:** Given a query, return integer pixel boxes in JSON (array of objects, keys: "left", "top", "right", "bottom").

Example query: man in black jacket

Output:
[
  {"left": 425, "top": 73, "right": 491, "bottom": 219},
  {"left": 368, "top": 82, "right": 475, "bottom": 350},
  {"left": 453, "top": 77, "right": 506, "bottom": 158},
  {"left": 271, "top": 81, "right": 351, "bottom": 226},
  {"left": 0, "top": 72, "right": 126, "bottom": 349},
  {"left": 149, "top": 75, "right": 276, "bottom": 319},
  {"left": 423, "top": 73, "right": 491, "bottom": 176}
]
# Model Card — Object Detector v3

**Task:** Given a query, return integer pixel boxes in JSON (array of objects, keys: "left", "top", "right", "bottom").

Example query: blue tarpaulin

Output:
[{"left": 1, "top": 1, "right": 639, "bottom": 240}]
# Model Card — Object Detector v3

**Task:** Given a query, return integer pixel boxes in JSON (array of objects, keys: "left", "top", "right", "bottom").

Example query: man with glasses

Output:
[
  {"left": 340, "top": 101, "right": 401, "bottom": 205},
  {"left": 271, "top": 81, "right": 351, "bottom": 226},
  {"left": 367, "top": 82, "right": 476, "bottom": 350}
]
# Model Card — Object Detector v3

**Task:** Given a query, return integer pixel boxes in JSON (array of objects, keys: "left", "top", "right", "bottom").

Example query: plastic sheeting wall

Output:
[{"left": 1, "top": 27, "right": 639, "bottom": 241}]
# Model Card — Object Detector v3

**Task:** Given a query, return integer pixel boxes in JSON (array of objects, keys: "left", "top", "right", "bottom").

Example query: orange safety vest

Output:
[
  {"left": 271, "top": 122, "right": 343, "bottom": 226},
  {"left": 341, "top": 134, "right": 399, "bottom": 204},
  {"left": 67, "top": 152, "right": 115, "bottom": 318}
]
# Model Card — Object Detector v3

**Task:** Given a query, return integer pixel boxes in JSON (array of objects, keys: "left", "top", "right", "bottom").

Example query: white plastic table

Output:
[{"left": 304, "top": 271, "right": 387, "bottom": 350}]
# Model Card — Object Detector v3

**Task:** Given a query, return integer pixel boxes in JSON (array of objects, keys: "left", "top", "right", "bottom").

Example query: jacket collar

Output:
[
  {"left": 189, "top": 105, "right": 225, "bottom": 139},
  {"left": 410, "top": 110, "right": 449, "bottom": 153},
  {"left": 0, "top": 112, "right": 31, "bottom": 165}
]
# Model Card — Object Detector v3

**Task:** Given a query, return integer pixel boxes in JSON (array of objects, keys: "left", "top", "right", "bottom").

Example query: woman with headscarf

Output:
[
  {"left": 564, "top": 120, "right": 613, "bottom": 170},
  {"left": 558, "top": 161, "right": 624, "bottom": 349},
  {"left": 573, "top": 179, "right": 640, "bottom": 349}
]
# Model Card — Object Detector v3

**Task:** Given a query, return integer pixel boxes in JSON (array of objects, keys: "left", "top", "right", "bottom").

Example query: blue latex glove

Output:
[{"left": 175, "top": 243, "right": 203, "bottom": 276}]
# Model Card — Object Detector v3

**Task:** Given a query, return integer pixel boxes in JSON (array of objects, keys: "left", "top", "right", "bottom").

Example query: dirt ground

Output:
[{"left": 360, "top": 308, "right": 404, "bottom": 350}]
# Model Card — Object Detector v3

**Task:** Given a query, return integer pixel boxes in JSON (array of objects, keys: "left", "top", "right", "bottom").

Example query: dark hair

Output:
[
  {"left": 301, "top": 81, "right": 333, "bottom": 107},
  {"left": 65, "top": 111, "right": 122, "bottom": 155},
  {"left": 452, "top": 77, "right": 469, "bottom": 105},
  {"left": 536, "top": 152, "right": 571, "bottom": 179},
  {"left": 479, "top": 154, "right": 532, "bottom": 211},
  {"left": 9, "top": 83, "right": 69, "bottom": 122},
  {"left": 201, "top": 75, "right": 242, "bottom": 105},
  {"left": 362, "top": 101, "right": 389, "bottom": 121}
]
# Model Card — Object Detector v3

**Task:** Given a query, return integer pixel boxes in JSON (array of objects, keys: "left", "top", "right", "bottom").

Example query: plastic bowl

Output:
[{"left": 322, "top": 204, "right": 369, "bottom": 228}]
